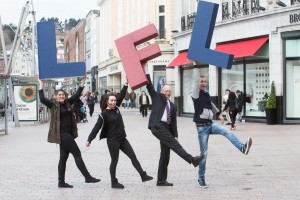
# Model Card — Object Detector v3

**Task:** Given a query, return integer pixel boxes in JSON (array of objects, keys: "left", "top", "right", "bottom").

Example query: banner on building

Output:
[{"left": 13, "top": 84, "right": 38, "bottom": 121}]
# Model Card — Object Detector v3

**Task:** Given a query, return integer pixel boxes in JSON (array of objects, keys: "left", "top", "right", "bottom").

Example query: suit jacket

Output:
[{"left": 145, "top": 74, "right": 178, "bottom": 137}]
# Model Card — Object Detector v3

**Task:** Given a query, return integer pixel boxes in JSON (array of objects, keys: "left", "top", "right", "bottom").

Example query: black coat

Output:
[
  {"left": 145, "top": 74, "right": 178, "bottom": 137},
  {"left": 139, "top": 94, "right": 150, "bottom": 106}
]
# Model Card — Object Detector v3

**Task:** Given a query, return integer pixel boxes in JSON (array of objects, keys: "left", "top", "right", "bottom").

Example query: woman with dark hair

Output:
[
  {"left": 223, "top": 91, "right": 238, "bottom": 130},
  {"left": 38, "top": 77, "right": 100, "bottom": 188},
  {"left": 86, "top": 82, "right": 153, "bottom": 189}
]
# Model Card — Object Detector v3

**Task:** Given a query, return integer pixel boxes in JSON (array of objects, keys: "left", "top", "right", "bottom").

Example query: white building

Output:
[
  {"left": 170, "top": 0, "right": 300, "bottom": 124},
  {"left": 85, "top": 10, "right": 101, "bottom": 92},
  {"left": 96, "top": 0, "right": 175, "bottom": 103}
]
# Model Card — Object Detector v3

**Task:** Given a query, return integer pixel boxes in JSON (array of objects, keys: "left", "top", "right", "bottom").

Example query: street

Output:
[{"left": 0, "top": 106, "right": 300, "bottom": 200}]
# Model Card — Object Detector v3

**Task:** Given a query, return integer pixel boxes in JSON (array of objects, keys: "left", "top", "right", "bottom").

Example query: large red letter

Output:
[{"left": 115, "top": 24, "right": 162, "bottom": 90}]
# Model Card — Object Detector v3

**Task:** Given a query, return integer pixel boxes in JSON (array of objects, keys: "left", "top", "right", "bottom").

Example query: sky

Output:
[{"left": 0, "top": 0, "right": 99, "bottom": 25}]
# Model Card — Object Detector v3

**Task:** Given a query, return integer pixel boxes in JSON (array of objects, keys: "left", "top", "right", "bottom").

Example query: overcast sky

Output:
[{"left": 0, "top": 0, "right": 99, "bottom": 25}]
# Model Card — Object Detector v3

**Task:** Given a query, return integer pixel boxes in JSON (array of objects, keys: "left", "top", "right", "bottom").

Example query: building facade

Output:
[
  {"left": 96, "top": 0, "right": 176, "bottom": 104},
  {"left": 170, "top": 0, "right": 300, "bottom": 124},
  {"left": 64, "top": 19, "right": 86, "bottom": 93},
  {"left": 85, "top": 10, "right": 100, "bottom": 92}
]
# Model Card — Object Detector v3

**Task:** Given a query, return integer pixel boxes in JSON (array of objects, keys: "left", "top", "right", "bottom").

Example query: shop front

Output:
[{"left": 170, "top": 6, "right": 300, "bottom": 124}]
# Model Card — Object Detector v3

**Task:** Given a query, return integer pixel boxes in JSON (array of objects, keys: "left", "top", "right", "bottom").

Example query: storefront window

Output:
[
  {"left": 182, "top": 67, "right": 208, "bottom": 113},
  {"left": 285, "top": 39, "right": 300, "bottom": 118},
  {"left": 245, "top": 62, "right": 269, "bottom": 117},
  {"left": 153, "top": 65, "right": 166, "bottom": 92},
  {"left": 221, "top": 64, "right": 243, "bottom": 115}
]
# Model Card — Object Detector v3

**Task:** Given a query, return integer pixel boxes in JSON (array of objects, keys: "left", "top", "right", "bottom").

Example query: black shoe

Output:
[
  {"left": 111, "top": 179, "right": 124, "bottom": 189},
  {"left": 197, "top": 178, "right": 208, "bottom": 188},
  {"left": 156, "top": 180, "right": 173, "bottom": 186},
  {"left": 242, "top": 137, "right": 252, "bottom": 155},
  {"left": 85, "top": 176, "right": 101, "bottom": 183},
  {"left": 192, "top": 155, "right": 203, "bottom": 167},
  {"left": 226, "top": 122, "right": 231, "bottom": 125},
  {"left": 141, "top": 172, "right": 153, "bottom": 182},
  {"left": 58, "top": 181, "right": 73, "bottom": 188}
]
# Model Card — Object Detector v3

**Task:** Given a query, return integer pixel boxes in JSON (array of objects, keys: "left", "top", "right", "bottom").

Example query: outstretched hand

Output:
[
  {"left": 38, "top": 79, "right": 43, "bottom": 89},
  {"left": 81, "top": 75, "right": 87, "bottom": 87},
  {"left": 86, "top": 141, "right": 91, "bottom": 147}
]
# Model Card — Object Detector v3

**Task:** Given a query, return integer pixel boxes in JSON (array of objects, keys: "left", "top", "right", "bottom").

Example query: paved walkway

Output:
[{"left": 0, "top": 105, "right": 300, "bottom": 200}]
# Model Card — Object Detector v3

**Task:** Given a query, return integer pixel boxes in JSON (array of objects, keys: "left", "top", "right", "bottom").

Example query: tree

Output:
[{"left": 266, "top": 81, "right": 276, "bottom": 109}]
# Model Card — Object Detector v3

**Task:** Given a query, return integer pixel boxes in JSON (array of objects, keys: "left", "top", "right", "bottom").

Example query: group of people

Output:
[
  {"left": 38, "top": 62, "right": 252, "bottom": 190},
  {"left": 222, "top": 88, "right": 245, "bottom": 130}
]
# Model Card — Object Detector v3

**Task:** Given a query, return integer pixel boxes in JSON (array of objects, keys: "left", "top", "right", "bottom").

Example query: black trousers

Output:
[
  {"left": 229, "top": 109, "right": 238, "bottom": 128},
  {"left": 88, "top": 104, "right": 94, "bottom": 116},
  {"left": 140, "top": 105, "right": 148, "bottom": 117},
  {"left": 58, "top": 133, "right": 90, "bottom": 182},
  {"left": 151, "top": 122, "right": 193, "bottom": 181},
  {"left": 107, "top": 137, "right": 144, "bottom": 181}
]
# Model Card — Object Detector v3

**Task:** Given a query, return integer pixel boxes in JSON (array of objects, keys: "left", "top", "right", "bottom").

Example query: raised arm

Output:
[
  {"left": 38, "top": 79, "right": 54, "bottom": 109},
  {"left": 191, "top": 67, "right": 200, "bottom": 99},
  {"left": 68, "top": 86, "right": 84, "bottom": 105},
  {"left": 146, "top": 74, "right": 157, "bottom": 98},
  {"left": 68, "top": 75, "right": 86, "bottom": 104},
  {"left": 116, "top": 84, "right": 128, "bottom": 107}
]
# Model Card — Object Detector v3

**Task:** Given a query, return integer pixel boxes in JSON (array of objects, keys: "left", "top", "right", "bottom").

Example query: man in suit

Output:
[{"left": 144, "top": 65, "right": 202, "bottom": 187}]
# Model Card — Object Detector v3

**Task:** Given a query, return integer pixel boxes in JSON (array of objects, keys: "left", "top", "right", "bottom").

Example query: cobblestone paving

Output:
[{"left": 0, "top": 106, "right": 300, "bottom": 200}]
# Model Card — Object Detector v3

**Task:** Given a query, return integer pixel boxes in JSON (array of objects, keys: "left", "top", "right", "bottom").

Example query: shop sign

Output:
[
  {"left": 109, "top": 64, "right": 119, "bottom": 72},
  {"left": 290, "top": 13, "right": 300, "bottom": 23}
]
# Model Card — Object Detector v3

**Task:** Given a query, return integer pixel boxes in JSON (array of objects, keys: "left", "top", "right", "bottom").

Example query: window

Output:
[
  {"left": 285, "top": 39, "right": 300, "bottom": 119},
  {"left": 159, "top": 16, "right": 165, "bottom": 39},
  {"left": 245, "top": 62, "right": 269, "bottom": 117},
  {"left": 75, "top": 34, "right": 79, "bottom": 62},
  {"left": 159, "top": 5, "right": 165, "bottom": 13}
]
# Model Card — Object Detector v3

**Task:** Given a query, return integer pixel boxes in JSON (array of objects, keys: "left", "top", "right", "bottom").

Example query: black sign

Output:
[{"left": 290, "top": 13, "right": 300, "bottom": 23}]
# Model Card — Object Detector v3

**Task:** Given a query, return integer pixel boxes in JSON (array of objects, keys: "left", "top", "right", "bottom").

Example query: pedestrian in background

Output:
[
  {"left": 139, "top": 91, "right": 150, "bottom": 117},
  {"left": 87, "top": 92, "right": 95, "bottom": 117},
  {"left": 130, "top": 90, "right": 136, "bottom": 108},
  {"left": 38, "top": 76, "right": 100, "bottom": 188},
  {"left": 80, "top": 92, "right": 88, "bottom": 111},
  {"left": 223, "top": 89, "right": 231, "bottom": 125},
  {"left": 124, "top": 91, "right": 130, "bottom": 109},
  {"left": 86, "top": 80, "right": 153, "bottom": 189},
  {"left": 223, "top": 92, "right": 239, "bottom": 130},
  {"left": 236, "top": 90, "right": 244, "bottom": 122}
]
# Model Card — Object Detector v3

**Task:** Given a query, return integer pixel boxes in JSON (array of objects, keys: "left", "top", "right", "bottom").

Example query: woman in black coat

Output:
[
  {"left": 223, "top": 92, "right": 238, "bottom": 130},
  {"left": 86, "top": 82, "right": 153, "bottom": 189}
]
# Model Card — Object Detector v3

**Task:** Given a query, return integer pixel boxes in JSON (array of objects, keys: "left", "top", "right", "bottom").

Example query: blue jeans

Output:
[
  {"left": 124, "top": 100, "right": 130, "bottom": 108},
  {"left": 196, "top": 122, "right": 245, "bottom": 179}
]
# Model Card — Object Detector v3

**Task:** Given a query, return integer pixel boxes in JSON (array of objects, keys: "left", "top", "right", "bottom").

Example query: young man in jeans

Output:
[{"left": 191, "top": 66, "right": 252, "bottom": 188}]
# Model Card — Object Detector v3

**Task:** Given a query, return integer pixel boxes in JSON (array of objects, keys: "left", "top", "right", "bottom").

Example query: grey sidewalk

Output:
[{"left": 0, "top": 105, "right": 300, "bottom": 200}]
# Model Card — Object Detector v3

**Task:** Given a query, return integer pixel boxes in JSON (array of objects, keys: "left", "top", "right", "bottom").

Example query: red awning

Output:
[
  {"left": 167, "top": 51, "right": 191, "bottom": 68},
  {"left": 215, "top": 37, "right": 268, "bottom": 58}
]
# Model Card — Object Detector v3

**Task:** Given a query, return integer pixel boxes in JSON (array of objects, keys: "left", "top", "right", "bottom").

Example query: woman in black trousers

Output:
[
  {"left": 223, "top": 91, "right": 239, "bottom": 130},
  {"left": 39, "top": 77, "right": 100, "bottom": 188},
  {"left": 86, "top": 82, "right": 153, "bottom": 189}
]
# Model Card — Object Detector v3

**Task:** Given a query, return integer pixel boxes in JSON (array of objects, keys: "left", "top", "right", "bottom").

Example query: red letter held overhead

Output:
[{"left": 115, "top": 24, "right": 162, "bottom": 90}]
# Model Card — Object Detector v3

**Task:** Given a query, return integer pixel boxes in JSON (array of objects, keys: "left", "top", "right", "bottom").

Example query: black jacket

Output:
[
  {"left": 139, "top": 94, "right": 150, "bottom": 106},
  {"left": 145, "top": 74, "right": 178, "bottom": 137},
  {"left": 87, "top": 85, "right": 128, "bottom": 142}
]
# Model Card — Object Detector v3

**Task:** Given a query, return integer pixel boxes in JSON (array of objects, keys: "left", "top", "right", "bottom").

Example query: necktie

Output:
[{"left": 165, "top": 102, "right": 171, "bottom": 124}]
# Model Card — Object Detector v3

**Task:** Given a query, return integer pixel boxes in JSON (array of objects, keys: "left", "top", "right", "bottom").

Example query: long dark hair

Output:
[
  {"left": 228, "top": 92, "right": 236, "bottom": 101},
  {"left": 100, "top": 93, "right": 117, "bottom": 111}
]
